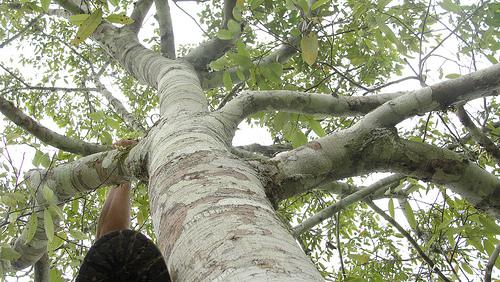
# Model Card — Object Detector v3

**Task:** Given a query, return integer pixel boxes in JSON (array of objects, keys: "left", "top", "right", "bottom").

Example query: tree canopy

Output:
[{"left": 0, "top": 0, "right": 499, "bottom": 281}]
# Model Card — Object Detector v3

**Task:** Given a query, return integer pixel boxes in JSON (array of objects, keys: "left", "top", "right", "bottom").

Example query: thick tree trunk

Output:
[{"left": 146, "top": 94, "right": 323, "bottom": 279}]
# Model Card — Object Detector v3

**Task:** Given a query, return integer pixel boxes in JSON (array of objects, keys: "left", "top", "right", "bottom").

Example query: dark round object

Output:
[{"left": 76, "top": 230, "right": 170, "bottom": 282}]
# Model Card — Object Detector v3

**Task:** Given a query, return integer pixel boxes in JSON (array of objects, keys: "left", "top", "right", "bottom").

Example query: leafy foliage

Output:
[{"left": 0, "top": 0, "right": 498, "bottom": 281}]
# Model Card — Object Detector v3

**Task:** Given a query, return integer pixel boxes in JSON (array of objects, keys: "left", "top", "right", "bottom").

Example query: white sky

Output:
[{"left": 0, "top": 1, "right": 498, "bottom": 281}]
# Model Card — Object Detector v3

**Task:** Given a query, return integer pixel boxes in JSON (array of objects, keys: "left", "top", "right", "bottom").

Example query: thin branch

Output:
[
  {"left": 292, "top": 174, "right": 404, "bottom": 236},
  {"left": 92, "top": 77, "right": 146, "bottom": 133},
  {"left": 455, "top": 105, "right": 500, "bottom": 163},
  {"left": 155, "top": 0, "right": 176, "bottom": 59},
  {"left": 485, "top": 243, "right": 500, "bottom": 282},
  {"left": 0, "top": 16, "right": 41, "bottom": 49},
  {"left": 0, "top": 93, "right": 111, "bottom": 155},
  {"left": 172, "top": 0, "right": 209, "bottom": 36},
  {"left": 217, "top": 82, "right": 244, "bottom": 110},
  {"left": 366, "top": 200, "right": 451, "bottom": 282}
]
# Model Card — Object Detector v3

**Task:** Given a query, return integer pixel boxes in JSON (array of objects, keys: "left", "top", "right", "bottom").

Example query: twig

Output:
[{"left": 366, "top": 200, "right": 451, "bottom": 282}]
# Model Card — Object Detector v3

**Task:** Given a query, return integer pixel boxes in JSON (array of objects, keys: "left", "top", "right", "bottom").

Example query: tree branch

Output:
[
  {"left": 92, "top": 76, "right": 146, "bottom": 133},
  {"left": 366, "top": 200, "right": 451, "bottom": 282},
  {"left": 485, "top": 243, "right": 500, "bottom": 282},
  {"left": 155, "top": 0, "right": 176, "bottom": 59},
  {"left": 123, "top": 0, "right": 154, "bottom": 34},
  {"left": 356, "top": 64, "right": 500, "bottom": 133},
  {"left": 10, "top": 141, "right": 147, "bottom": 270},
  {"left": 235, "top": 143, "right": 292, "bottom": 157},
  {"left": 201, "top": 37, "right": 299, "bottom": 89},
  {"left": 184, "top": 0, "right": 240, "bottom": 71},
  {"left": 271, "top": 128, "right": 500, "bottom": 217},
  {"left": 218, "top": 90, "right": 405, "bottom": 127},
  {"left": 34, "top": 253, "right": 49, "bottom": 282},
  {"left": 292, "top": 174, "right": 404, "bottom": 236},
  {"left": 0, "top": 16, "right": 41, "bottom": 49},
  {"left": 0, "top": 93, "right": 112, "bottom": 155},
  {"left": 455, "top": 105, "right": 500, "bottom": 163}
]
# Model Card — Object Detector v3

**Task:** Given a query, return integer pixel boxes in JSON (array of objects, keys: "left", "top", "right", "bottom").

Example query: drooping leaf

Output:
[
  {"left": 223, "top": 71, "right": 233, "bottom": 91},
  {"left": 388, "top": 198, "right": 395, "bottom": 218},
  {"left": 71, "top": 9, "right": 103, "bottom": 46},
  {"left": 49, "top": 205, "right": 64, "bottom": 219},
  {"left": 42, "top": 186, "right": 55, "bottom": 203},
  {"left": 301, "top": 32, "right": 319, "bottom": 66},
  {"left": 24, "top": 214, "right": 38, "bottom": 243},
  {"left": 43, "top": 209, "right": 54, "bottom": 242},
  {"left": 308, "top": 119, "right": 325, "bottom": 137},
  {"left": 403, "top": 202, "right": 417, "bottom": 229}
]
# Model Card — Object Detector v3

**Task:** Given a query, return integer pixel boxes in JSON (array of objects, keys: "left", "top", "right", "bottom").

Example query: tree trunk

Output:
[{"left": 147, "top": 94, "right": 323, "bottom": 280}]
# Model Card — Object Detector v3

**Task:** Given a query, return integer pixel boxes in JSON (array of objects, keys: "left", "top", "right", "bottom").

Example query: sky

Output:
[{"left": 0, "top": 1, "right": 498, "bottom": 281}]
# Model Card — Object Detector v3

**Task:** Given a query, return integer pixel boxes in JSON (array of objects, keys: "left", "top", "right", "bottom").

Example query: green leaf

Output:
[
  {"left": 445, "top": 73, "right": 461, "bottom": 79},
  {"left": 348, "top": 253, "right": 370, "bottom": 264},
  {"left": 106, "top": 14, "right": 134, "bottom": 25},
  {"left": 49, "top": 205, "right": 64, "bottom": 219},
  {"left": 308, "top": 119, "right": 325, "bottom": 137},
  {"left": 377, "top": 0, "right": 391, "bottom": 9},
  {"left": 227, "top": 19, "right": 240, "bottom": 33},
  {"left": 232, "top": 5, "right": 243, "bottom": 22},
  {"left": 40, "top": 0, "right": 50, "bottom": 12},
  {"left": 290, "top": 130, "right": 308, "bottom": 148},
  {"left": 50, "top": 268, "right": 64, "bottom": 282},
  {"left": 70, "top": 229, "right": 87, "bottom": 241},
  {"left": 479, "top": 217, "right": 500, "bottom": 234},
  {"left": 0, "top": 194, "right": 17, "bottom": 208},
  {"left": 24, "top": 214, "right": 38, "bottom": 243},
  {"left": 71, "top": 9, "right": 103, "bottom": 46},
  {"left": 223, "top": 71, "right": 233, "bottom": 91},
  {"left": 388, "top": 198, "right": 395, "bottom": 218},
  {"left": 101, "top": 131, "right": 113, "bottom": 145},
  {"left": 440, "top": 0, "right": 462, "bottom": 13},
  {"left": 249, "top": 0, "right": 264, "bottom": 10},
  {"left": 108, "top": 0, "right": 119, "bottom": 7},
  {"left": 216, "top": 29, "right": 233, "bottom": 40},
  {"left": 486, "top": 54, "right": 498, "bottom": 64},
  {"left": 42, "top": 186, "right": 55, "bottom": 203},
  {"left": 300, "top": 32, "right": 319, "bottom": 66},
  {"left": 69, "top": 14, "right": 90, "bottom": 26},
  {"left": 294, "top": 0, "right": 309, "bottom": 13},
  {"left": 48, "top": 232, "right": 65, "bottom": 251},
  {"left": 311, "top": 0, "right": 329, "bottom": 10},
  {"left": 106, "top": 118, "right": 121, "bottom": 130},
  {"left": 403, "top": 202, "right": 417, "bottom": 229},
  {"left": 461, "top": 262, "right": 473, "bottom": 275},
  {"left": 0, "top": 246, "right": 21, "bottom": 261},
  {"left": 43, "top": 209, "right": 54, "bottom": 242}
]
